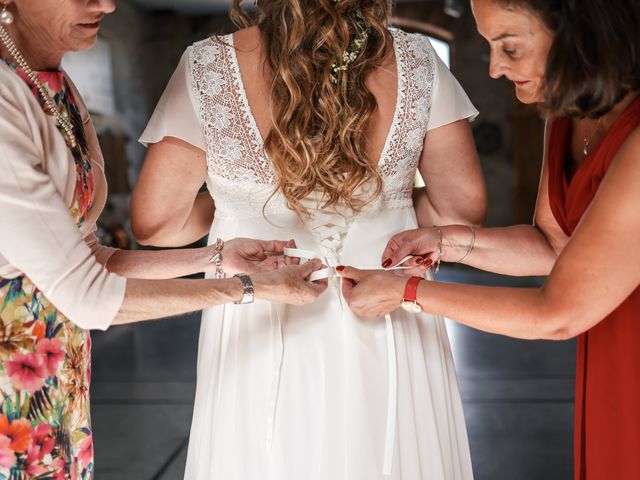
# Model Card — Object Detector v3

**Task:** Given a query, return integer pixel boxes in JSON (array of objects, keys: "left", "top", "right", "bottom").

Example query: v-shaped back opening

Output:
[{"left": 227, "top": 29, "right": 402, "bottom": 171}]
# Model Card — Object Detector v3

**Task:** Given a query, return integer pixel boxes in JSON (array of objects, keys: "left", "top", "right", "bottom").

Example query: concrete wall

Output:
[{"left": 100, "top": 2, "right": 234, "bottom": 183}]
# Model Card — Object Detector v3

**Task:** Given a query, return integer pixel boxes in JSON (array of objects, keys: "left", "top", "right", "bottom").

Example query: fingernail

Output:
[
  {"left": 416, "top": 257, "right": 425, "bottom": 265},
  {"left": 382, "top": 259, "right": 392, "bottom": 268},
  {"left": 424, "top": 259, "right": 433, "bottom": 268},
  {"left": 336, "top": 265, "right": 345, "bottom": 272}
]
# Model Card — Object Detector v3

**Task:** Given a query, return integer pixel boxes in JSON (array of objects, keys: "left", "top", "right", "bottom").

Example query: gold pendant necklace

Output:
[
  {"left": 582, "top": 118, "right": 603, "bottom": 157},
  {"left": 0, "top": 25, "right": 78, "bottom": 149}
]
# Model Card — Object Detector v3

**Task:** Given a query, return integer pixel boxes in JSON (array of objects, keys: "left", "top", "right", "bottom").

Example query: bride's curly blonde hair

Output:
[{"left": 231, "top": 0, "right": 393, "bottom": 218}]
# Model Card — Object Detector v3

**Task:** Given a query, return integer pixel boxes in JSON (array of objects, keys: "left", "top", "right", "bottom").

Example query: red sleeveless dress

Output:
[{"left": 548, "top": 96, "right": 640, "bottom": 480}]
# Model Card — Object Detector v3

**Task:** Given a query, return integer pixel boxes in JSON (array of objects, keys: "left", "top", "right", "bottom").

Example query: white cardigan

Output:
[{"left": 0, "top": 62, "right": 126, "bottom": 330}]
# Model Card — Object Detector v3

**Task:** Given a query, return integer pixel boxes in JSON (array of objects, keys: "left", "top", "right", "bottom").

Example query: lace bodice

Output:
[
  {"left": 189, "top": 29, "right": 435, "bottom": 220},
  {"left": 141, "top": 27, "right": 477, "bottom": 220}
]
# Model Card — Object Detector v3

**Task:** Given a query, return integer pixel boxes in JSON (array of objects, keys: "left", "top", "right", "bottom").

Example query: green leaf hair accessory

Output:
[{"left": 330, "top": 10, "right": 371, "bottom": 84}]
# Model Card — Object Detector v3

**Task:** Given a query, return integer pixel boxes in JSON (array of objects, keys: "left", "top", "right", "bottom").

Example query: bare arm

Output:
[
  {"left": 114, "top": 260, "right": 327, "bottom": 325},
  {"left": 104, "top": 238, "right": 298, "bottom": 280},
  {"left": 387, "top": 122, "right": 565, "bottom": 276},
  {"left": 413, "top": 119, "right": 487, "bottom": 227},
  {"left": 341, "top": 126, "right": 640, "bottom": 340},
  {"left": 131, "top": 137, "right": 213, "bottom": 247},
  {"left": 105, "top": 246, "right": 214, "bottom": 279}
]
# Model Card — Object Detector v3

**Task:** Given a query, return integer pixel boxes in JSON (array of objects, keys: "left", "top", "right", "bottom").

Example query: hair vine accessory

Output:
[
  {"left": 0, "top": 26, "right": 78, "bottom": 149},
  {"left": 330, "top": 10, "right": 371, "bottom": 84},
  {"left": 0, "top": 3, "right": 14, "bottom": 25}
]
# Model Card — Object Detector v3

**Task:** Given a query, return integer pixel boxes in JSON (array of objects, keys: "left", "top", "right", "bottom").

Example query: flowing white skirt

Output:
[{"left": 183, "top": 206, "right": 473, "bottom": 479}]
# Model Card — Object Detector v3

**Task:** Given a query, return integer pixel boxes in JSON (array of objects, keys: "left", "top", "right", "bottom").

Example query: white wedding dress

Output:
[{"left": 141, "top": 28, "right": 478, "bottom": 480}]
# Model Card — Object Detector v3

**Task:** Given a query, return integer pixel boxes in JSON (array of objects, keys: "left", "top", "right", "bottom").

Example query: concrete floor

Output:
[{"left": 90, "top": 265, "right": 575, "bottom": 480}]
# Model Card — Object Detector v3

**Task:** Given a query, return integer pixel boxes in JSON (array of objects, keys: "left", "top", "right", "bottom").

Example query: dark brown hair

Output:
[
  {"left": 231, "top": 0, "right": 393, "bottom": 218},
  {"left": 499, "top": 0, "right": 640, "bottom": 118}
]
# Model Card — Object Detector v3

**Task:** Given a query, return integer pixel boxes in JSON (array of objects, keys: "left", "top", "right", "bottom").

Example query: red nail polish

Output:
[
  {"left": 382, "top": 259, "right": 392, "bottom": 268},
  {"left": 416, "top": 257, "right": 425, "bottom": 265},
  {"left": 336, "top": 265, "right": 345, "bottom": 272},
  {"left": 424, "top": 259, "right": 433, "bottom": 268}
]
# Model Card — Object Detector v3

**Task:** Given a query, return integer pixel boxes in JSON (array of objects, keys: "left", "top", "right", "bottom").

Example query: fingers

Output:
[
  {"left": 284, "top": 252, "right": 300, "bottom": 266},
  {"left": 341, "top": 275, "right": 355, "bottom": 300},
  {"left": 335, "top": 265, "right": 365, "bottom": 283},
  {"left": 300, "top": 258, "right": 323, "bottom": 277},
  {"left": 259, "top": 239, "right": 290, "bottom": 254},
  {"left": 382, "top": 241, "right": 423, "bottom": 269},
  {"left": 381, "top": 232, "right": 421, "bottom": 268},
  {"left": 401, "top": 263, "right": 432, "bottom": 277},
  {"left": 380, "top": 234, "right": 403, "bottom": 268},
  {"left": 309, "top": 279, "right": 329, "bottom": 295}
]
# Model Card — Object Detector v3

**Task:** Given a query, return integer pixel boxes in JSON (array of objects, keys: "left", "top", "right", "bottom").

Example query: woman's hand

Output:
[
  {"left": 380, "top": 228, "right": 439, "bottom": 276},
  {"left": 252, "top": 259, "right": 328, "bottom": 305},
  {"left": 217, "top": 238, "right": 299, "bottom": 276},
  {"left": 337, "top": 266, "right": 406, "bottom": 318}
]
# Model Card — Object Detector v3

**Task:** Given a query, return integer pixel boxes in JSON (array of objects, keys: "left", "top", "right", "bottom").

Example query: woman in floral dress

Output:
[{"left": 0, "top": 0, "right": 326, "bottom": 478}]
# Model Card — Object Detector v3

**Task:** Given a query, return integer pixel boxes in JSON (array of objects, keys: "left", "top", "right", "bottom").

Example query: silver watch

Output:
[{"left": 233, "top": 274, "right": 254, "bottom": 305}]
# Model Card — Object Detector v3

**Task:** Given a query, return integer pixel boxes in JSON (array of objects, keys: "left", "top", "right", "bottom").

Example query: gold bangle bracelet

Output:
[{"left": 456, "top": 226, "right": 476, "bottom": 263}]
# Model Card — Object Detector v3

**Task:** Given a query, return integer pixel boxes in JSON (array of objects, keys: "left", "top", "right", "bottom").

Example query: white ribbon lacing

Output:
[
  {"left": 283, "top": 246, "right": 406, "bottom": 476},
  {"left": 263, "top": 209, "right": 416, "bottom": 475}
]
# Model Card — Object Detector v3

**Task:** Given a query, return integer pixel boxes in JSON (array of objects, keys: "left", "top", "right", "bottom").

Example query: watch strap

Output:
[{"left": 403, "top": 276, "right": 422, "bottom": 303}]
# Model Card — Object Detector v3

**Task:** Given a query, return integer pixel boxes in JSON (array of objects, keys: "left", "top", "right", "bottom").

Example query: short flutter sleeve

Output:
[
  {"left": 139, "top": 48, "right": 205, "bottom": 150},
  {"left": 427, "top": 52, "right": 479, "bottom": 131}
]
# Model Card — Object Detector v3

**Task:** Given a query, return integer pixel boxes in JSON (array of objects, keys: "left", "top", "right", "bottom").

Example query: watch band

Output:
[
  {"left": 233, "top": 274, "right": 254, "bottom": 305},
  {"left": 403, "top": 276, "right": 422, "bottom": 302},
  {"left": 401, "top": 276, "right": 423, "bottom": 313}
]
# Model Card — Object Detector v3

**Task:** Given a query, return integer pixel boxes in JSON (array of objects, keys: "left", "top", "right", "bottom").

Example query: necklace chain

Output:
[
  {"left": 0, "top": 25, "right": 78, "bottom": 149},
  {"left": 582, "top": 118, "right": 604, "bottom": 157}
]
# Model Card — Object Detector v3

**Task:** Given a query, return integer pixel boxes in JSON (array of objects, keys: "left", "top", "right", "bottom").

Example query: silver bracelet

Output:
[
  {"left": 456, "top": 226, "right": 476, "bottom": 263},
  {"left": 233, "top": 273, "right": 255, "bottom": 305},
  {"left": 208, "top": 238, "right": 226, "bottom": 279},
  {"left": 433, "top": 226, "right": 443, "bottom": 274}
]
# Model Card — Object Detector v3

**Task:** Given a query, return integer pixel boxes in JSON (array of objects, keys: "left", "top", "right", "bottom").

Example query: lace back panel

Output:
[{"left": 190, "top": 30, "right": 436, "bottom": 220}]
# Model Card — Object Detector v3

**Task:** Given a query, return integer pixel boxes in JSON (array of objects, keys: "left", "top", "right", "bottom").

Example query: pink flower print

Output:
[
  {"left": 36, "top": 338, "right": 65, "bottom": 376},
  {"left": 51, "top": 458, "right": 67, "bottom": 480},
  {"left": 0, "top": 434, "right": 16, "bottom": 468},
  {"left": 26, "top": 424, "right": 55, "bottom": 463},
  {"left": 71, "top": 457, "right": 80, "bottom": 480},
  {"left": 36, "top": 71, "right": 64, "bottom": 93},
  {"left": 78, "top": 435, "right": 93, "bottom": 469},
  {"left": 4, "top": 352, "right": 48, "bottom": 393},
  {"left": 26, "top": 461, "right": 48, "bottom": 477}
]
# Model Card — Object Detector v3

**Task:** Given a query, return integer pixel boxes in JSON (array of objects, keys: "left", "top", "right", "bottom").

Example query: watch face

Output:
[{"left": 401, "top": 301, "right": 422, "bottom": 314}]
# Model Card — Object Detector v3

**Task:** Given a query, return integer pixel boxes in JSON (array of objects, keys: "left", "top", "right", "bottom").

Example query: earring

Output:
[{"left": 0, "top": 4, "right": 14, "bottom": 25}]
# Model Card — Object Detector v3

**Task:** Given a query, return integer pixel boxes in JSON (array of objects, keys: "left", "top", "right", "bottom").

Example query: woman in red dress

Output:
[{"left": 337, "top": 0, "right": 640, "bottom": 478}]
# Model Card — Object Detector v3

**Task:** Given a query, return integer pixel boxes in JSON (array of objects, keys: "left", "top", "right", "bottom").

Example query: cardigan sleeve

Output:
[{"left": 0, "top": 79, "right": 126, "bottom": 331}]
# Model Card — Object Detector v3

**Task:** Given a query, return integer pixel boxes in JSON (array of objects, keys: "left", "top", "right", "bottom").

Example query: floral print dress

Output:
[{"left": 0, "top": 63, "right": 96, "bottom": 480}]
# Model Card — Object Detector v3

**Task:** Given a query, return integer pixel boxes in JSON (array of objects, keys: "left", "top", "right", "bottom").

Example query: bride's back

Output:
[
  {"left": 229, "top": 0, "right": 396, "bottom": 218},
  {"left": 234, "top": 25, "right": 398, "bottom": 175}
]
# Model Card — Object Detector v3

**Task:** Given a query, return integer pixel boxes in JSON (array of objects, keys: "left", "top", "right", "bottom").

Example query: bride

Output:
[{"left": 132, "top": 0, "right": 486, "bottom": 478}]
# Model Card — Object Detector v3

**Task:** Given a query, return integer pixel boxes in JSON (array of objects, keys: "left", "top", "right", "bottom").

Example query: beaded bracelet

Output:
[{"left": 208, "top": 237, "right": 226, "bottom": 279}]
